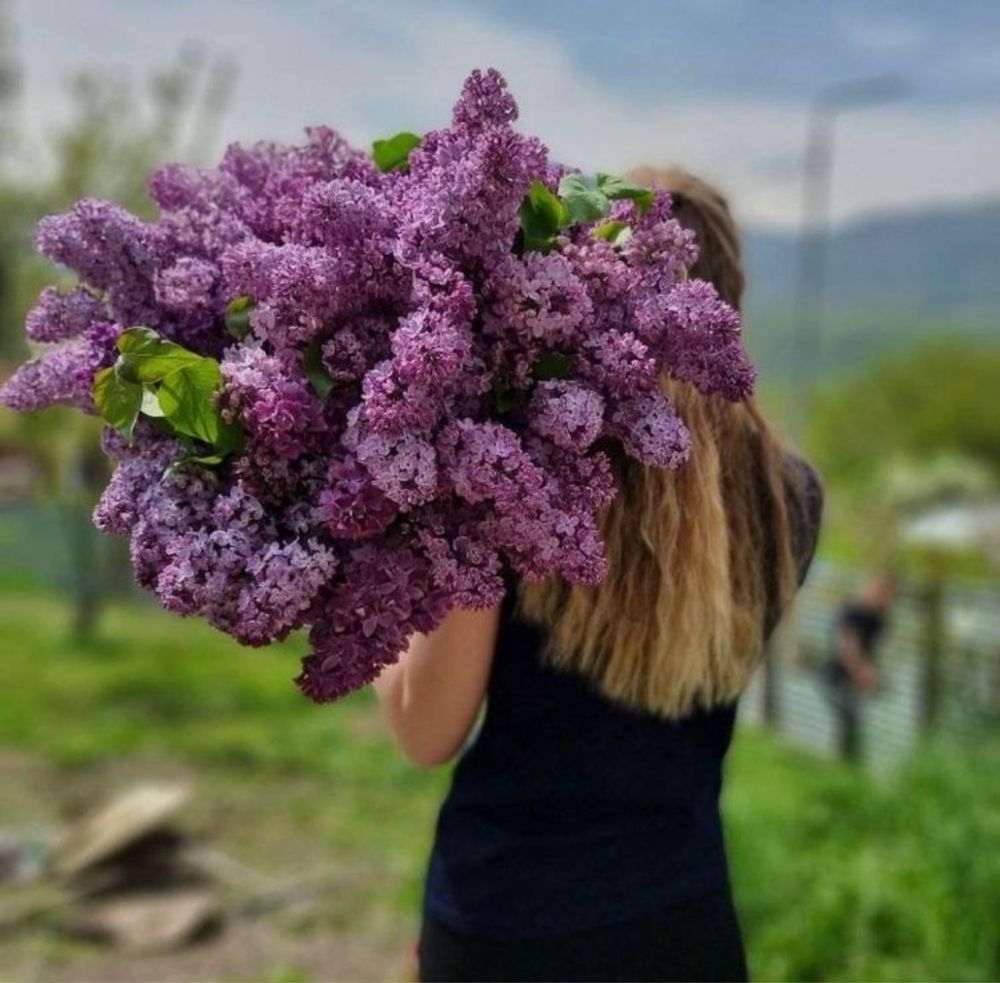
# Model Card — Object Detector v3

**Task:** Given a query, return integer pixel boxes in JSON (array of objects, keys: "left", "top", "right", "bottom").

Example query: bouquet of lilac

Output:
[{"left": 2, "top": 69, "right": 754, "bottom": 701}]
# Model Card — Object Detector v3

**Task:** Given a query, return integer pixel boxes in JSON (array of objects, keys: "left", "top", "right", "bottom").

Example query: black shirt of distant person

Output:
[{"left": 824, "top": 574, "right": 896, "bottom": 762}]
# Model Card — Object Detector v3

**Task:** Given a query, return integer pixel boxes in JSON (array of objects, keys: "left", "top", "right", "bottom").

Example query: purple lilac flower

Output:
[
  {"left": 621, "top": 213, "right": 697, "bottom": 296},
  {"left": 558, "top": 236, "right": 638, "bottom": 335},
  {"left": 25, "top": 286, "right": 109, "bottom": 343},
  {"left": 220, "top": 343, "right": 326, "bottom": 459},
  {"left": 1, "top": 321, "right": 118, "bottom": 412},
  {"left": 93, "top": 429, "right": 189, "bottom": 535},
  {"left": 3, "top": 68, "right": 757, "bottom": 703},
  {"left": 450, "top": 68, "right": 519, "bottom": 130},
  {"left": 297, "top": 540, "right": 448, "bottom": 701},
  {"left": 528, "top": 381, "right": 605, "bottom": 451},
  {"left": 219, "top": 126, "right": 365, "bottom": 242},
  {"left": 578, "top": 331, "right": 657, "bottom": 399},
  {"left": 416, "top": 504, "right": 506, "bottom": 610},
  {"left": 606, "top": 390, "right": 692, "bottom": 469},
  {"left": 320, "top": 319, "right": 389, "bottom": 383},
  {"left": 107, "top": 450, "right": 219, "bottom": 591},
  {"left": 400, "top": 72, "right": 547, "bottom": 270},
  {"left": 221, "top": 241, "right": 349, "bottom": 347},
  {"left": 437, "top": 418, "right": 546, "bottom": 507},
  {"left": 35, "top": 199, "right": 161, "bottom": 327},
  {"left": 353, "top": 427, "right": 439, "bottom": 508},
  {"left": 158, "top": 521, "right": 336, "bottom": 647},
  {"left": 635, "top": 280, "right": 756, "bottom": 400},
  {"left": 153, "top": 257, "right": 220, "bottom": 314},
  {"left": 358, "top": 359, "right": 441, "bottom": 437},
  {"left": 485, "top": 253, "right": 592, "bottom": 349},
  {"left": 317, "top": 453, "right": 398, "bottom": 539},
  {"left": 148, "top": 162, "right": 247, "bottom": 214},
  {"left": 526, "top": 438, "right": 617, "bottom": 516}
]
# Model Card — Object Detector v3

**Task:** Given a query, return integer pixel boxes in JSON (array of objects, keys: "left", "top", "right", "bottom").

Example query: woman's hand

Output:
[{"left": 373, "top": 604, "right": 502, "bottom": 767}]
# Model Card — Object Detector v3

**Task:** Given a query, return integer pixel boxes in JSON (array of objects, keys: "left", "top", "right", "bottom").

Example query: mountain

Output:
[
  {"left": 738, "top": 198, "right": 999, "bottom": 379},
  {"left": 742, "top": 198, "right": 1000, "bottom": 315}
]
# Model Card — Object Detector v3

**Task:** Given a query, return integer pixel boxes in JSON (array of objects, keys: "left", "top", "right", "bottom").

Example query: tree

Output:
[
  {"left": 808, "top": 339, "right": 1000, "bottom": 493},
  {"left": 0, "top": 36, "right": 234, "bottom": 639},
  {"left": 47, "top": 46, "right": 235, "bottom": 213},
  {"left": 1, "top": 46, "right": 235, "bottom": 358},
  {"left": 0, "top": 0, "right": 24, "bottom": 360}
]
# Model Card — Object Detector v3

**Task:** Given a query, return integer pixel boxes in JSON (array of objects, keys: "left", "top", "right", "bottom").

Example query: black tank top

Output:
[{"left": 424, "top": 457, "right": 822, "bottom": 937}]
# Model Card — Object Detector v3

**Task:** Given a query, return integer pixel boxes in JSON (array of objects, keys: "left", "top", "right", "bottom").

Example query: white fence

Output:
[{"left": 740, "top": 561, "right": 1000, "bottom": 771}]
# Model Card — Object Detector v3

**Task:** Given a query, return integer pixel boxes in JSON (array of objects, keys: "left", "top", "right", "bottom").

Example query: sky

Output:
[{"left": 7, "top": 0, "right": 1000, "bottom": 229}]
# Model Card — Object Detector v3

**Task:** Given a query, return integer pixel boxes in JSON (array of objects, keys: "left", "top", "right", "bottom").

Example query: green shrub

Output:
[{"left": 726, "top": 733, "right": 1000, "bottom": 981}]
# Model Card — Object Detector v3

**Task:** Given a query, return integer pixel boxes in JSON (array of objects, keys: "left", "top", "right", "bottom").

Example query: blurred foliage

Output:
[
  {"left": 882, "top": 453, "right": 997, "bottom": 512},
  {"left": 745, "top": 305, "right": 998, "bottom": 388},
  {"left": 0, "top": 0, "right": 17, "bottom": 143},
  {"left": 0, "top": 43, "right": 235, "bottom": 360},
  {"left": 727, "top": 734, "right": 1000, "bottom": 982},
  {"left": 807, "top": 340, "right": 1000, "bottom": 494},
  {"left": 2, "top": 583, "right": 999, "bottom": 981},
  {"left": 0, "top": 8, "right": 235, "bottom": 636},
  {"left": 46, "top": 47, "right": 234, "bottom": 214},
  {"left": 0, "top": 584, "right": 396, "bottom": 774}
]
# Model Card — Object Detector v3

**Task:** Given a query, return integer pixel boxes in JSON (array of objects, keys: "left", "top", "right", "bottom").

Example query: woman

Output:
[{"left": 375, "top": 168, "right": 823, "bottom": 982}]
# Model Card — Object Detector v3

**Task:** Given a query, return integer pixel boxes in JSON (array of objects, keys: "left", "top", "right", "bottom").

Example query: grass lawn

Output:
[{"left": 2, "top": 586, "right": 999, "bottom": 981}]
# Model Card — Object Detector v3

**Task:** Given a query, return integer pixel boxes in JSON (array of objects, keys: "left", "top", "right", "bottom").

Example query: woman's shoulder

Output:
[
  {"left": 780, "top": 452, "right": 824, "bottom": 585},
  {"left": 785, "top": 453, "right": 824, "bottom": 523}
]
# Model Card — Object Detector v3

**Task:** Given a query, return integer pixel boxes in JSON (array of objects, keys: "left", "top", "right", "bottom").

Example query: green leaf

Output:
[
  {"left": 145, "top": 415, "right": 177, "bottom": 437},
  {"left": 140, "top": 387, "right": 165, "bottom": 417},
  {"left": 596, "top": 173, "right": 654, "bottom": 214},
  {"left": 214, "top": 417, "right": 245, "bottom": 456},
  {"left": 526, "top": 180, "right": 568, "bottom": 230},
  {"left": 518, "top": 180, "right": 568, "bottom": 253},
  {"left": 93, "top": 366, "right": 142, "bottom": 439},
  {"left": 116, "top": 326, "right": 160, "bottom": 354},
  {"left": 372, "top": 131, "right": 421, "bottom": 172},
  {"left": 186, "top": 451, "right": 227, "bottom": 466},
  {"left": 494, "top": 389, "right": 517, "bottom": 414},
  {"left": 157, "top": 359, "right": 224, "bottom": 445},
  {"left": 224, "top": 296, "right": 255, "bottom": 339},
  {"left": 304, "top": 338, "right": 335, "bottom": 399},
  {"left": 162, "top": 437, "right": 239, "bottom": 478},
  {"left": 592, "top": 220, "right": 632, "bottom": 245},
  {"left": 558, "top": 173, "right": 609, "bottom": 224},
  {"left": 116, "top": 327, "right": 202, "bottom": 383},
  {"left": 533, "top": 351, "right": 573, "bottom": 381},
  {"left": 492, "top": 376, "right": 518, "bottom": 414}
]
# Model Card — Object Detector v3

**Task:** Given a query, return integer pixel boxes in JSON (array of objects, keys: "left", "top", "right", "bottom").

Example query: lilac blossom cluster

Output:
[{"left": 1, "top": 69, "right": 755, "bottom": 701}]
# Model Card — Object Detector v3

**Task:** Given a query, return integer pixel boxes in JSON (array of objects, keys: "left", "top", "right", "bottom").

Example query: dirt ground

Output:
[{"left": 0, "top": 753, "right": 421, "bottom": 983}]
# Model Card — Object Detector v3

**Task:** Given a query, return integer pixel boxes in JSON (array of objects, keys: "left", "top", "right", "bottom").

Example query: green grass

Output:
[
  {"left": 0, "top": 585, "right": 449, "bottom": 922},
  {"left": 3, "top": 587, "right": 999, "bottom": 981},
  {"left": 725, "top": 734, "right": 1000, "bottom": 981},
  {"left": 2, "top": 585, "right": 406, "bottom": 774}
]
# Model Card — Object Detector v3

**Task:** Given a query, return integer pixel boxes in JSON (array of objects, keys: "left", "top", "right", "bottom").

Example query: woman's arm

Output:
[{"left": 373, "top": 604, "right": 501, "bottom": 767}]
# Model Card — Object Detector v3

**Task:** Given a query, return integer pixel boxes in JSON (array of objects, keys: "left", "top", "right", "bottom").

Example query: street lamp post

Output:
[
  {"left": 767, "top": 76, "right": 907, "bottom": 733},
  {"left": 791, "top": 76, "right": 907, "bottom": 440}
]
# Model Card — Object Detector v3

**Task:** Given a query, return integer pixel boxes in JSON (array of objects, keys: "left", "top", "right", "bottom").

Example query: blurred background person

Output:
[{"left": 824, "top": 571, "right": 896, "bottom": 761}]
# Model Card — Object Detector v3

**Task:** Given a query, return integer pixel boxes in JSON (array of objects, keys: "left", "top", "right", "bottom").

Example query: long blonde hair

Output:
[{"left": 518, "top": 167, "right": 802, "bottom": 718}]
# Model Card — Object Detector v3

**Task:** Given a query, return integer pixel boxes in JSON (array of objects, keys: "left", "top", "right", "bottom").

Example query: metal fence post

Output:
[{"left": 919, "top": 577, "right": 945, "bottom": 733}]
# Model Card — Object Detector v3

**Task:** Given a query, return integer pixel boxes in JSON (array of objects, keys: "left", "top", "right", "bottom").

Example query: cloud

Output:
[
  {"left": 9, "top": 0, "right": 1000, "bottom": 228},
  {"left": 837, "top": 11, "right": 929, "bottom": 53}
]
